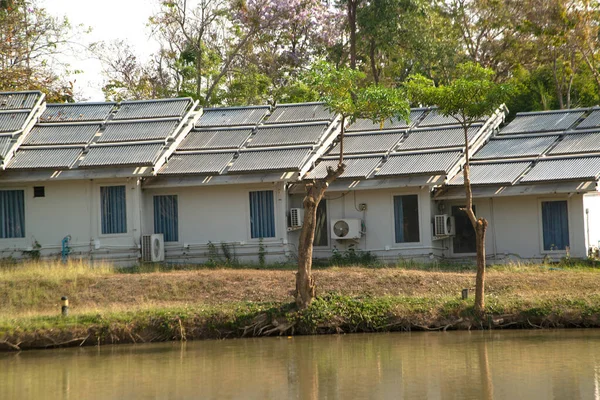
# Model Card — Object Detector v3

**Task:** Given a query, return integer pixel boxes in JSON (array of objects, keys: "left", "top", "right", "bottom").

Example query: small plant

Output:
[
  {"left": 22, "top": 240, "right": 42, "bottom": 260},
  {"left": 206, "top": 241, "right": 219, "bottom": 267},
  {"left": 220, "top": 241, "right": 237, "bottom": 266},
  {"left": 328, "top": 245, "right": 380, "bottom": 267},
  {"left": 258, "top": 238, "right": 266, "bottom": 267}
]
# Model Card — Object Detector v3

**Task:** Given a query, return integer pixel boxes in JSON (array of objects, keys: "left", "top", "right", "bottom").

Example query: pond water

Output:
[{"left": 1, "top": 330, "right": 600, "bottom": 399}]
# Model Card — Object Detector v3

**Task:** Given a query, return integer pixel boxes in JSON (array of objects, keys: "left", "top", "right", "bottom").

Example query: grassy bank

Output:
[{"left": 1, "top": 260, "right": 600, "bottom": 350}]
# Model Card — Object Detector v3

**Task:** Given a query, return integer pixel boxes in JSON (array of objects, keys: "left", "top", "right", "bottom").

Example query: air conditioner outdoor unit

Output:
[
  {"left": 290, "top": 208, "right": 304, "bottom": 228},
  {"left": 331, "top": 219, "right": 362, "bottom": 240},
  {"left": 434, "top": 215, "right": 455, "bottom": 237},
  {"left": 142, "top": 234, "right": 165, "bottom": 262}
]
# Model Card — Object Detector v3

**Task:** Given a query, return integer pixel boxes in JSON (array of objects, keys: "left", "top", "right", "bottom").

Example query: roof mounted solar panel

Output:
[
  {"left": 327, "top": 131, "right": 405, "bottom": 155},
  {"left": 196, "top": 106, "right": 269, "bottom": 127},
  {"left": 0, "top": 91, "right": 41, "bottom": 110},
  {"left": 500, "top": 109, "right": 585, "bottom": 135},
  {"left": 417, "top": 109, "right": 463, "bottom": 127},
  {"left": 159, "top": 152, "right": 235, "bottom": 175},
  {"left": 395, "top": 125, "right": 481, "bottom": 152},
  {"left": 266, "top": 103, "right": 333, "bottom": 124},
  {"left": 449, "top": 162, "right": 531, "bottom": 185},
  {"left": 7, "top": 147, "right": 83, "bottom": 170},
  {"left": 0, "top": 135, "right": 13, "bottom": 158},
  {"left": 0, "top": 111, "right": 30, "bottom": 133},
  {"left": 40, "top": 102, "right": 116, "bottom": 122},
  {"left": 98, "top": 120, "right": 178, "bottom": 143},
  {"left": 376, "top": 150, "right": 462, "bottom": 177},
  {"left": 79, "top": 143, "right": 164, "bottom": 167},
  {"left": 228, "top": 147, "right": 311, "bottom": 172},
  {"left": 520, "top": 156, "right": 600, "bottom": 182},
  {"left": 576, "top": 109, "right": 600, "bottom": 130},
  {"left": 247, "top": 122, "right": 329, "bottom": 148},
  {"left": 23, "top": 124, "right": 101, "bottom": 146},
  {"left": 113, "top": 98, "right": 192, "bottom": 120},
  {"left": 548, "top": 131, "right": 600, "bottom": 155},
  {"left": 347, "top": 109, "right": 424, "bottom": 132},
  {"left": 473, "top": 135, "right": 559, "bottom": 160},
  {"left": 179, "top": 127, "right": 253, "bottom": 150}
]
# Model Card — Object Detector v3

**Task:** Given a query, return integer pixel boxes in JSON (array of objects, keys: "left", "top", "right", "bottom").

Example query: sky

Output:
[{"left": 40, "top": 0, "right": 161, "bottom": 101}]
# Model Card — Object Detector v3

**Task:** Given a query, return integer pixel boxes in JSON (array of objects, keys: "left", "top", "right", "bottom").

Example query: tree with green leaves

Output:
[
  {"left": 295, "top": 62, "right": 410, "bottom": 309},
  {"left": 405, "top": 62, "right": 513, "bottom": 315}
]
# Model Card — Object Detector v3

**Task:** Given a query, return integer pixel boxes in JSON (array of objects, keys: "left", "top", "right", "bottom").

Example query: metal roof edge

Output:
[
  {"left": 257, "top": 121, "right": 330, "bottom": 129},
  {"left": 202, "top": 105, "right": 270, "bottom": 111},
  {"left": 514, "top": 107, "right": 590, "bottom": 116},
  {"left": 2, "top": 97, "right": 46, "bottom": 170},
  {"left": 298, "top": 114, "right": 342, "bottom": 178},
  {"left": 118, "top": 97, "right": 194, "bottom": 105}
]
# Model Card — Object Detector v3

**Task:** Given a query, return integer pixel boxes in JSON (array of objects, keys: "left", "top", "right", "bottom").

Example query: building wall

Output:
[
  {"left": 142, "top": 182, "right": 290, "bottom": 264},
  {"left": 288, "top": 186, "right": 440, "bottom": 263},
  {"left": 584, "top": 192, "right": 600, "bottom": 251},
  {"left": 0, "top": 179, "right": 141, "bottom": 264},
  {"left": 441, "top": 193, "right": 588, "bottom": 261}
]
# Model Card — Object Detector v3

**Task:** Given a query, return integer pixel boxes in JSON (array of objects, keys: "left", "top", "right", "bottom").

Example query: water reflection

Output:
[{"left": 1, "top": 330, "right": 600, "bottom": 400}]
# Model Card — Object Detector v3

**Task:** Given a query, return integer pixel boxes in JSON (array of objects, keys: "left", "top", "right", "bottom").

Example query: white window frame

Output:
[
  {"left": 538, "top": 197, "right": 571, "bottom": 255},
  {"left": 390, "top": 192, "right": 423, "bottom": 247}
]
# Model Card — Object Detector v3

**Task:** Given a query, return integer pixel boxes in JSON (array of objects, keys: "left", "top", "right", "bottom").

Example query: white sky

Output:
[{"left": 40, "top": 0, "right": 161, "bottom": 101}]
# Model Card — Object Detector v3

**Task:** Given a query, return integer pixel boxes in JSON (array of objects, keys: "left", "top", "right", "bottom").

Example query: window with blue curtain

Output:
[
  {"left": 393, "top": 195, "right": 419, "bottom": 243},
  {"left": 249, "top": 190, "right": 275, "bottom": 238},
  {"left": 100, "top": 186, "right": 127, "bottom": 234},
  {"left": 0, "top": 190, "right": 25, "bottom": 238},
  {"left": 154, "top": 195, "right": 178, "bottom": 242},
  {"left": 542, "top": 201, "right": 569, "bottom": 251}
]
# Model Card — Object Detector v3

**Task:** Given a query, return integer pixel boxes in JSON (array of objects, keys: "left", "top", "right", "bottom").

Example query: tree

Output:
[
  {"left": 296, "top": 62, "right": 410, "bottom": 309},
  {"left": 0, "top": 0, "right": 81, "bottom": 101},
  {"left": 405, "top": 63, "right": 513, "bottom": 315}
]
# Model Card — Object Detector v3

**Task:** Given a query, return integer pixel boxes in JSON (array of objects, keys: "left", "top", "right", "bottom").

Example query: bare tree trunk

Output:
[
  {"left": 369, "top": 39, "right": 379, "bottom": 84},
  {"left": 347, "top": 0, "right": 357, "bottom": 69},
  {"left": 462, "top": 124, "right": 487, "bottom": 316},
  {"left": 296, "top": 119, "right": 346, "bottom": 309}
]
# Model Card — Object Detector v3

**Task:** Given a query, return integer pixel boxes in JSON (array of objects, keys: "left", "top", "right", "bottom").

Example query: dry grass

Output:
[{"left": 1, "top": 260, "right": 599, "bottom": 319}]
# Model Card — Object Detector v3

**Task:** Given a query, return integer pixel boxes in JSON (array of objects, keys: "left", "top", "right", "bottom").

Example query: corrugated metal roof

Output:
[
  {"left": 576, "top": 109, "right": 600, "bottom": 129},
  {"left": 346, "top": 109, "right": 424, "bottom": 132},
  {"left": 228, "top": 148, "right": 311, "bottom": 172},
  {"left": 23, "top": 124, "right": 101, "bottom": 145},
  {"left": 7, "top": 147, "right": 82, "bottom": 169},
  {"left": 548, "top": 132, "right": 600, "bottom": 155},
  {"left": 247, "top": 123, "right": 328, "bottom": 148},
  {"left": 40, "top": 103, "right": 115, "bottom": 122},
  {"left": 417, "top": 109, "right": 463, "bottom": 127},
  {"left": 179, "top": 128, "right": 252, "bottom": 150},
  {"left": 0, "top": 91, "right": 40, "bottom": 110},
  {"left": 328, "top": 131, "right": 405, "bottom": 155},
  {"left": 98, "top": 120, "right": 177, "bottom": 143},
  {"left": 79, "top": 143, "right": 164, "bottom": 167},
  {"left": 0, "top": 135, "right": 13, "bottom": 158},
  {"left": 376, "top": 151, "right": 462, "bottom": 177},
  {"left": 500, "top": 110, "right": 584, "bottom": 134},
  {"left": 113, "top": 98, "right": 192, "bottom": 120},
  {"left": 449, "top": 162, "right": 531, "bottom": 185},
  {"left": 159, "top": 152, "right": 235, "bottom": 175},
  {"left": 196, "top": 106, "right": 269, "bottom": 127},
  {"left": 395, "top": 125, "right": 480, "bottom": 151},
  {"left": 0, "top": 111, "right": 29, "bottom": 133},
  {"left": 307, "top": 157, "right": 381, "bottom": 179},
  {"left": 520, "top": 157, "right": 600, "bottom": 182},
  {"left": 473, "top": 135, "right": 559, "bottom": 159},
  {"left": 266, "top": 103, "right": 333, "bottom": 124}
]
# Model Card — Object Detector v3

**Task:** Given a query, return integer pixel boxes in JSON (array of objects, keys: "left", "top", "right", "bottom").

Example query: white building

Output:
[{"left": 0, "top": 90, "right": 598, "bottom": 265}]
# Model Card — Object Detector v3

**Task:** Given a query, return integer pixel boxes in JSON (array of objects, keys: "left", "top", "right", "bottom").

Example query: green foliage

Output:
[
  {"left": 405, "top": 62, "right": 514, "bottom": 126},
  {"left": 258, "top": 238, "right": 266, "bottom": 268},
  {"left": 306, "top": 61, "right": 410, "bottom": 125},
  {"left": 21, "top": 241, "right": 41, "bottom": 261},
  {"left": 329, "top": 247, "right": 380, "bottom": 267}
]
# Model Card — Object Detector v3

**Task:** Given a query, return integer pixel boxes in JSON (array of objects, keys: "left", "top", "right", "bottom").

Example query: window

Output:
[
  {"left": 393, "top": 195, "right": 419, "bottom": 243},
  {"left": 154, "top": 195, "right": 178, "bottom": 242},
  {"left": 249, "top": 190, "right": 275, "bottom": 238},
  {"left": 314, "top": 200, "right": 328, "bottom": 246},
  {"left": 542, "top": 201, "right": 569, "bottom": 251},
  {"left": 452, "top": 205, "right": 477, "bottom": 254},
  {"left": 33, "top": 186, "right": 45, "bottom": 198},
  {"left": 0, "top": 190, "right": 25, "bottom": 238},
  {"left": 100, "top": 186, "right": 127, "bottom": 234}
]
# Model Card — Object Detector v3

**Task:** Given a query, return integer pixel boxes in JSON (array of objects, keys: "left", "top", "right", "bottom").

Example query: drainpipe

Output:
[
  {"left": 586, "top": 208, "right": 590, "bottom": 250},
  {"left": 61, "top": 235, "right": 71, "bottom": 263}
]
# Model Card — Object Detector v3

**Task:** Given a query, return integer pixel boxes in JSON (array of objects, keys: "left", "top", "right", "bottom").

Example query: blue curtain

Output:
[
  {"left": 0, "top": 190, "right": 25, "bottom": 238},
  {"left": 101, "top": 186, "right": 127, "bottom": 234},
  {"left": 249, "top": 191, "right": 275, "bottom": 238},
  {"left": 154, "top": 195, "right": 178, "bottom": 242},
  {"left": 542, "top": 201, "right": 569, "bottom": 250},
  {"left": 394, "top": 196, "right": 404, "bottom": 243}
]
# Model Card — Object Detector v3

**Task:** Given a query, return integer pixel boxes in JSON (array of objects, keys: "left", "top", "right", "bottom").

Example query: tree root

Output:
[
  {"left": 242, "top": 314, "right": 295, "bottom": 337},
  {"left": 0, "top": 339, "right": 21, "bottom": 351},
  {"left": 45, "top": 335, "right": 90, "bottom": 349}
]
